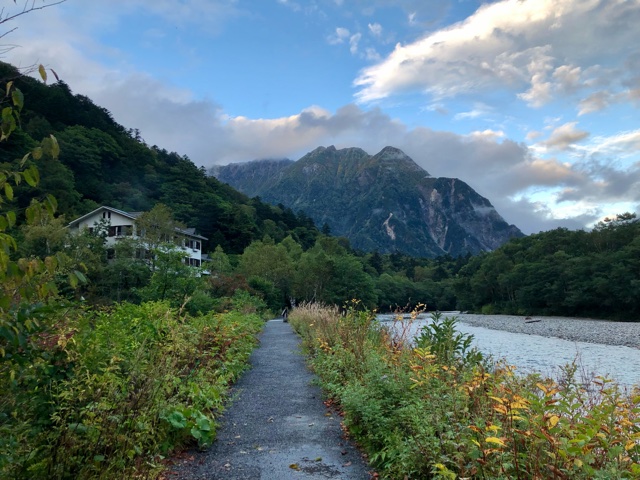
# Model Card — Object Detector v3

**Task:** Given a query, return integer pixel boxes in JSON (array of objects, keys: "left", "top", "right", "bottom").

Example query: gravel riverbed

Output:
[{"left": 453, "top": 313, "right": 640, "bottom": 349}]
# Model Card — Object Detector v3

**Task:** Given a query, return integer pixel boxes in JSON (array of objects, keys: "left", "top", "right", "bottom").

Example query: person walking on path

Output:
[
  {"left": 281, "top": 307, "right": 289, "bottom": 323},
  {"left": 165, "top": 318, "right": 372, "bottom": 479}
]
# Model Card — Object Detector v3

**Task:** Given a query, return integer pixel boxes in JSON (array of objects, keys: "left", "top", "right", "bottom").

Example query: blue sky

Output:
[{"left": 4, "top": 0, "right": 640, "bottom": 234}]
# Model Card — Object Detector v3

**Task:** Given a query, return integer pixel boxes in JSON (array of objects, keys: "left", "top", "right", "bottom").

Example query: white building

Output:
[{"left": 67, "top": 205, "right": 207, "bottom": 267}]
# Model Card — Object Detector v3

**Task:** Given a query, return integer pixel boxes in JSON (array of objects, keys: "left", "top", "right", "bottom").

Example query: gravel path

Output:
[
  {"left": 455, "top": 313, "right": 640, "bottom": 349},
  {"left": 164, "top": 319, "right": 372, "bottom": 480}
]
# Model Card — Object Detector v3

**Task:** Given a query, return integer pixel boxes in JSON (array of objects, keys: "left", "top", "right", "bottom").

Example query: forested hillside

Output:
[{"left": 0, "top": 61, "right": 319, "bottom": 255}]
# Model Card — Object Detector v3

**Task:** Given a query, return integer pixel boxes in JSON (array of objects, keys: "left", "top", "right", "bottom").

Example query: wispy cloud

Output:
[
  {"left": 327, "top": 27, "right": 350, "bottom": 45},
  {"left": 368, "top": 22, "right": 383, "bottom": 37},
  {"left": 349, "top": 33, "right": 361, "bottom": 54}
]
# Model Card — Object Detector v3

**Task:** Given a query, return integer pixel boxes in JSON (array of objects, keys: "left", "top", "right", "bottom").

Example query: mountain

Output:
[
  {"left": 211, "top": 146, "right": 523, "bottom": 257},
  {"left": 208, "top": 158, "right": 294, "bottom": 195}
]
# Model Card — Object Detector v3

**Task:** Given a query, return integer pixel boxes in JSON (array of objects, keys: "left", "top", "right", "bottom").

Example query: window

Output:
[
  {"left": 135, "top": 248, "right": 152, "bottom": 260},
  {"left": 108, "top": 225, "right": 133, "bottom": 237},
  {"left": 186, "top": 239, "right": 201, "bottom": 251},
  {"left": 102, "top": 211, "right": 111, "bottom": 219}
]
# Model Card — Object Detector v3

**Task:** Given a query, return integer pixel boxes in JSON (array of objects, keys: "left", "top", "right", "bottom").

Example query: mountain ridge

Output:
[{"left": 210, "top": 146, "right": 523, "bottom": 257}]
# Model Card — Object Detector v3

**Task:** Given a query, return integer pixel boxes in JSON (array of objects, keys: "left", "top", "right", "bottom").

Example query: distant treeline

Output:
[
  {"left": 211, "top": 213, "right": 639, "bottom": 321},
  {"left": 454, "top": 213, "right": 640, "bottom": 320}
]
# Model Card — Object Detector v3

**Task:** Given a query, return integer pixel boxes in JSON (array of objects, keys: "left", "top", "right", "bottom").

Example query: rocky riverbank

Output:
[{"left": 453, "top": 313, "right": 640, "bottom": 349}]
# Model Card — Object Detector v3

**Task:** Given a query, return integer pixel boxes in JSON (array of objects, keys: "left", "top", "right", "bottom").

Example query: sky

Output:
[{"left": 3, "top": 0, "right": 640, "bottom": 234}]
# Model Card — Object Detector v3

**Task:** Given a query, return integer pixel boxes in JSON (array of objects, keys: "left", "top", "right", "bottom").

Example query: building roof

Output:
[
  {"left": 67, "top": 205, "right": 135, "bottom": 228},
  {"left": 67, "top": 205, "right": 207, "bottom": 240}
]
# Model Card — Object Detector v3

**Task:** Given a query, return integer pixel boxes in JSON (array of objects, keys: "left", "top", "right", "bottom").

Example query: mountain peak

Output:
[
  {"left": 378, "top": 146, "right": 407, "bottom": 158},
  {"left": 211, "top": 145, "right": 523, "bottom": 257},
  {"left": 373, "top": 146, "right": 429, "bottom": 176}
]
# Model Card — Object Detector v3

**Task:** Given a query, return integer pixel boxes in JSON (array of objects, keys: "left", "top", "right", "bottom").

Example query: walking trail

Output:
[{"left": 165, "top": 318, "right": 373, "bottom": 479}]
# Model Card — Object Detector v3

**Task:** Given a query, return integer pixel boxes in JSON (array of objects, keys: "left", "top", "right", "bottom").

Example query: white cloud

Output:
[
  {"left": 581, "top": 130, "right": 640, "bottom": 159},
  {"left": 553, "top": 64, "right": 582, "bottom": 93},
  {"left": 354, "top": 0, "right": 640, "bottom": 112},
  {"left": 328, "top": 27, "right": 350, "bottom": 45},
  {"left": 540, "top": 122, "right": 590, "bottom": 151},
  {"left": 526, "top": 130, "right": 543, "bottom": 142},
  {"left": 368, "top": 22, "right": 383, "bottom": 37},
  {"left": 364, "top": 47, "right": 381, "bottom": 61},
  {"left": 468, "top": 130, "right": 505, "bottom": 141},
  {"left": 454, "top": 110, "right": 482, "bottom": 121},
  {"left": 349, "top": 33, "right": 362, "bottom": 55},
  {"left": 453, "top": 103, "right": 493, "bottom": 121},
  {"left": 578, "top": 91, "right": 613, "bottom": 115}
]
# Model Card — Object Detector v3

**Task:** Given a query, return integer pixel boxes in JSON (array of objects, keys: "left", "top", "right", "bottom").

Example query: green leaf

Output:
[
  {"left": 6, "top": 211, "right": 15, "bottom": 227},
  {"left": 166, "top": 411, "right": 187, "bottom": 429},
  {"left": 68, "top": 423, "right": 88, "bottom": 434},
  {"left": 1, "top": 107, "right": 12, "bottom": 121},
  {"left": 4, "top": 183, "right": 13, "bottom": 201},
  {"left": 29, "top": 165, "right": 40, "bottom": 185},
  {"left": 31, "top": 146, "right": 43, "bottom": 161},
  {"left": 73, "top": 270, "right": 87, "bottom": 284},
  {"left": 68, "top": 273, "right": 78, "bottom": 289},
  {"left": 25, "top": 205, "right": 36, "bottom": 224},
  {"left": 22, "top": 169, "right": 35, "bottom": 187},
  {"left": 45, "top": 194, "right": 57, "bottom": 215},
  {"left": 5, "top": 81, "right": 13, "bottom": 97},
  {"left": 11, "top": 88, "right": 24, "bottom": 111},
  {"left": 196, "top": 416, "right": 212, "bottom": 431}
]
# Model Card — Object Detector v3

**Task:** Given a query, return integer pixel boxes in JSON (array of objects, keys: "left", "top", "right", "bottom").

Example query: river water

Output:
[{"left": 378, "top": 314, "right": 640, "bottom": 388}]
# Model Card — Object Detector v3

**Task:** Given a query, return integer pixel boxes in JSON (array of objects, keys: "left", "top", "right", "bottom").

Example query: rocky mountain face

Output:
[{"left": 210, "top": 146, "right": 524, "bottom": 257}]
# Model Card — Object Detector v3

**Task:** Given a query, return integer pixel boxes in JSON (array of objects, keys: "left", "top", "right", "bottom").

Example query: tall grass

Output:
[{"left": 290, "top": 303, "right": 640, "bottom": 479}]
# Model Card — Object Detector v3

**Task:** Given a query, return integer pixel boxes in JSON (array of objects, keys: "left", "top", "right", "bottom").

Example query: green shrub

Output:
[
  {"left": 0, "top": 302, "right": 263, "bottom": 479},
  {"left": 291, "top": 303, "right": 640, "bottom": 479}
]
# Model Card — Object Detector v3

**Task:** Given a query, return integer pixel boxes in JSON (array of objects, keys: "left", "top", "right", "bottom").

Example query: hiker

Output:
[{"left": 281, "top": 307, "right": 288, "bottom": 322}]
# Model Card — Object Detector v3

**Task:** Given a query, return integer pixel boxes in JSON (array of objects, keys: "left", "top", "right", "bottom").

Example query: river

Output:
[{"left": 378, "top": 313, "right": 640, "bottom": 388}]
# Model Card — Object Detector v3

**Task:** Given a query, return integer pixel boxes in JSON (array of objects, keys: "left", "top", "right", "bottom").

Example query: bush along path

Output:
[
  {"left": 165, "top": 318, "right": 373, "bottom": 479},
  {"left": 289, "top": 304, "right": 640, "bottom": 479}
]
